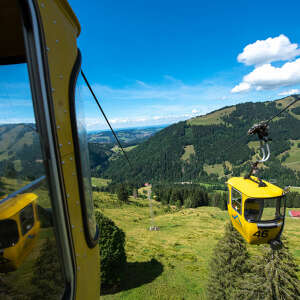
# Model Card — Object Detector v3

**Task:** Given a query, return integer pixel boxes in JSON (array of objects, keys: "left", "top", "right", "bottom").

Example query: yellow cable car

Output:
[
  {"left": 226, "top": 119, "right": 291, "bottom": 247},
  {"left": 227, "top": 176, "right": 286, "bottom": 245},
  {"left": 1, "top": 0, "right": 100, "bottom": 298},
  {"left": 0, "top": 193, "right": 40, "bottom": 272}
]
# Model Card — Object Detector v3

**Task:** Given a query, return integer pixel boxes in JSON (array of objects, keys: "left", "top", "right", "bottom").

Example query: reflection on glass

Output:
[
  {"left": 0, "top": 63, "right": 65, "bottom": 299},
  {"left": 244, "top": 197, "right": 284, "bottom": 222},
  {"left": 74, "top": 73, "right": 97, "bottom": 241}
]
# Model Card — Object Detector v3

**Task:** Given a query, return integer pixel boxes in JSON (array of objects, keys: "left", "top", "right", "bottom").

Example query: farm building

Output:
[{"left": 289, "top": 210, "right": 300, "bottom": 218}]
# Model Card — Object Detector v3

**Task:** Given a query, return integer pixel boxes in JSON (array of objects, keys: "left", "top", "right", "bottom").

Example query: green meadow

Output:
[
  {"left": 98, "top": 193, "right": 300, "bottom": 300},
  {"left": 1, "top": 177, "right": 300, "bottom": 299}
]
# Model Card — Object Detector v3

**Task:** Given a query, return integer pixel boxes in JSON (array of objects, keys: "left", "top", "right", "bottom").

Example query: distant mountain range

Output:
[
  {"left": 88, "top": 125, "right": 166, "bottom": 145},
  {"left": 102, "top": 95, "right": 300, "bottom": 187}
]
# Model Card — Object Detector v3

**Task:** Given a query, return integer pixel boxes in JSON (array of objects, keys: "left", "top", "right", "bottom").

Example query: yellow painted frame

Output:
[{"left": 32, "top": 0, "right": 100, "bottom": 298}]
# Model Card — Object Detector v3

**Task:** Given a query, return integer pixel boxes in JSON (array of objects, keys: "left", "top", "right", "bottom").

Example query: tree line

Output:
[{"left": 207, "top": 223, "right": 300, "bottom": 299}]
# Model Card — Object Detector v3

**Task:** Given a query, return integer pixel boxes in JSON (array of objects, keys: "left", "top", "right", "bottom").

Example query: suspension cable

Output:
[
  {"left": 80, "top": 70, "right": 133, "bottom": 170},
  {"left": 265, "top": 96, "right": 300, "bottom": 125}
]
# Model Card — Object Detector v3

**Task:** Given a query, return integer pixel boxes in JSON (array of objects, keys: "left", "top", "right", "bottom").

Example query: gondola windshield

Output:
[
  {"left": 244, "top": 197, "right": 285, "bottom": 222},
  {"left": 0, "top": 220, "right": 19, "bottom": 249}
]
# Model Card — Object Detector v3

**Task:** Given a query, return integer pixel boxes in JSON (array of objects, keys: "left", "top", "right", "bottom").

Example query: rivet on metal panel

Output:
[
  {"left": 72, "top": 172, "right": 76, "bottom": 176},
  {"left": 64, "top": 110, "right": 67, "bottom": 113},
  {"left": 59, "top": 75, "right": 63, "bottom": 79},
  {"left": 67, "top": 193, "right": 70, "bottom": 198},
  {"left": 52, "top": 88, "right": 55, "bottom": 92},
  {"left": 70, "top": 157, "right": 73, "bottom": 161},
  {"left": 41, "top": 3, "right": 45, "bottom": 8},
  {"left": 53, "top": 20, "right": 57, "bottom": 24},
  {"left": 68, "top": 141, "right": 71, "bottom": 145},
  {"left": 76, "top": 201, "right": 79, "bottom": 205},
  {"left": 56, "top": 40, "right": 59, "bottom": 43},
  {"left": 46, "top": 47, "right": 50, "bottom": 52},
  {"left": 57, "top": 125, "right": 60, "bottom": 129},
  {"left": 59, "top": 144, "right": 62, "bottom": 148},
  {"left": 62, "top": 161, "right": 65, "bottom": 165},
  {"left": 72, "top": 225, "right": 75, "bottom": 229},
  {"left": 78, "top": 267, "right": 80, "bottom": 271}
]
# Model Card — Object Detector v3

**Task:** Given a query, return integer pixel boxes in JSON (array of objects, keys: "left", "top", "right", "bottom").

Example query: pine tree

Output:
[
  {"left": 207, "top": 223, "right": 250, "bottom": 300},
  {"left": 96, "top": 211, "right": 126, "bottom": 289},
  {"left": 233, "top": 240, "right": 300, "bottom": 300},
  {"left": 117, "top": 184, "right": 129, "bottom": 203}
]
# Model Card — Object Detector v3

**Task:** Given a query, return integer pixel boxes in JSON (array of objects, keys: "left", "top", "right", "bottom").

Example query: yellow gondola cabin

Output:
[
  {"left": 0, "top": 193, "right": 40, "bottom": 272},
  {"left": 227, "top": 176, "right": 286, "bottom": 245},
  {"left": 1, "top": 0, "right": 100, "bottom": 298}
]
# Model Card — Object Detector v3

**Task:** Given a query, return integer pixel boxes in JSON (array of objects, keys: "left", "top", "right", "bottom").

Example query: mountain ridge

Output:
[{"left": 102, "top": 95, "right": 300, "bottom": 187}]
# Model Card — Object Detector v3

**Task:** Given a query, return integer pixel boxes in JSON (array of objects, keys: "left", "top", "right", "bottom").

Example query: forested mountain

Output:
[
  {"left": 1, "top": 96, "right": 300, "bottom": 187},
  {"left": 102, "top": 95, "right": 300, "bottom": 187},
  {"left": 0, "top": 124, "right": 160, "bottom": 179}
]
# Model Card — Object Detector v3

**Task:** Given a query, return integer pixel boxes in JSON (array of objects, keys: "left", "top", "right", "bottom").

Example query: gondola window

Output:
[
  {"left": 20, "top": 203, "right": 34, "bottom": 235},
  {"left": 232, "top": 188, "right": 242, "bottom": 214}
]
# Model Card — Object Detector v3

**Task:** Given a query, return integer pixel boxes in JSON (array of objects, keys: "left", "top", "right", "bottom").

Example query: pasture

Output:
[{"left": 98, "top": 194, "right": 300, "bottom": 300}]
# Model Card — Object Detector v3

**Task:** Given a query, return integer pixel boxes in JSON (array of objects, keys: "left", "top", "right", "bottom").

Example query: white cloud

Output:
[
  {"left": 231, "top": 82, "right": 251, "bottom": 93},
  {"left": 237, "top": 34, "right": 300, "bottom": 66},
  {"left": 232, "top": 59, "right": 300, "bottom": 92},
  {"left": 232, "top": 35, "right": 300, "bottom": 93},
  {"left": 278, "top": 88, "right": 300, "bottom": 96}
]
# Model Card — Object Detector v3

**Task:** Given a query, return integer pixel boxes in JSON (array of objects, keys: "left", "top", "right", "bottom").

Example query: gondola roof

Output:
[{"left": 227, "top": 176, "right": 283, "bottom": 199}]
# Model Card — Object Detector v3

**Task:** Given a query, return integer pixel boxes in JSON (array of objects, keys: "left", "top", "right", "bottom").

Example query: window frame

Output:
[
  {"left": 69, "top": 50, "right": 99, "bottom": 248},
  {"left": 19, "top": 0, "right": 76, "bottom": 298}
]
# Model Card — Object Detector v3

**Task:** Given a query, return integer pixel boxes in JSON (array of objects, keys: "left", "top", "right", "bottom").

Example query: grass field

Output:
[
  {"left": 98, "top": 195, "right": 300, "bottom": 300},
  {"left": 187, "top": 106, "right": 236, "bottom": 126},
  {"left": 181, "top": 145, "right": 195, "bottom": 162}
]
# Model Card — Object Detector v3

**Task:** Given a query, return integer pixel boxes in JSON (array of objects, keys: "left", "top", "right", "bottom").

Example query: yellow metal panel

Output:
[
  {"left": 0, "top": 193, "right": 37, "bottom": 219},
  {"left": 36, "top": 0, "right": 100, "bottom": 299},
  {"left": 227, "top": 176, "right": 283, "bottom": 198}
]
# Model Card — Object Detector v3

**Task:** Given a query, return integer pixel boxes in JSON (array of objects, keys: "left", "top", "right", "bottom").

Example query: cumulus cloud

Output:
[
  {"left": 278, "top": 88, "right": 300, "bottom": 96},
  {"left": 237, "top": 34, "right": 300, "bottom": 66},
  {"left": 232, "top": 35, "right": 300, "bottom": 93},
  {"left": 232, "top": 59, "right": 300, "bottom": 92}
]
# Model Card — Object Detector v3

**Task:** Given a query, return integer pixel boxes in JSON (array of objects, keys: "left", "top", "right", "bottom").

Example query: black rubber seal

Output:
[{"left": 69, "top": 49, "right": 99, "bottom": 249}]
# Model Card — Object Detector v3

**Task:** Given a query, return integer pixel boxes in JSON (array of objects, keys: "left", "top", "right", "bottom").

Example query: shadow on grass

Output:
[{"left": 102, "top": 258, "right": 163, "bottom": 295}]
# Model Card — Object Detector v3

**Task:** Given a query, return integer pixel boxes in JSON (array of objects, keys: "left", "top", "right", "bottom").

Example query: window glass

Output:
[
  {"left": 231, "top": 188, "right": 242, "bottom": 214},
  {"left": 0, "top": 219, "right": 19, "bottom": 249},
  {"left": 245, "top": 197, "right": 284, "bottom": 222},
  {"left": 73, "top": 72, "right": 97, "bottom": 242},
  {"left": 20, "top": 203, "right": 34, "bottom": 235},
  {"left": 0, "top": 62, "right": 65, "bottom": 298}
]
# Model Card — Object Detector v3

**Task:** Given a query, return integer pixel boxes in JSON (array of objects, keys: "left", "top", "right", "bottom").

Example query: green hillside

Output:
[
  {"left": 96, "top": 192, "right": 300, "bottom": 300},
  {"left": 102, "top": 95, "right": 300, "bottom": 187}
]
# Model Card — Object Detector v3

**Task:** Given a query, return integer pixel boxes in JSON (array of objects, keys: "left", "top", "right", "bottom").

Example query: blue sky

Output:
[{"left": 2, "top": 0, "right": 300, "bottom": 129}]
